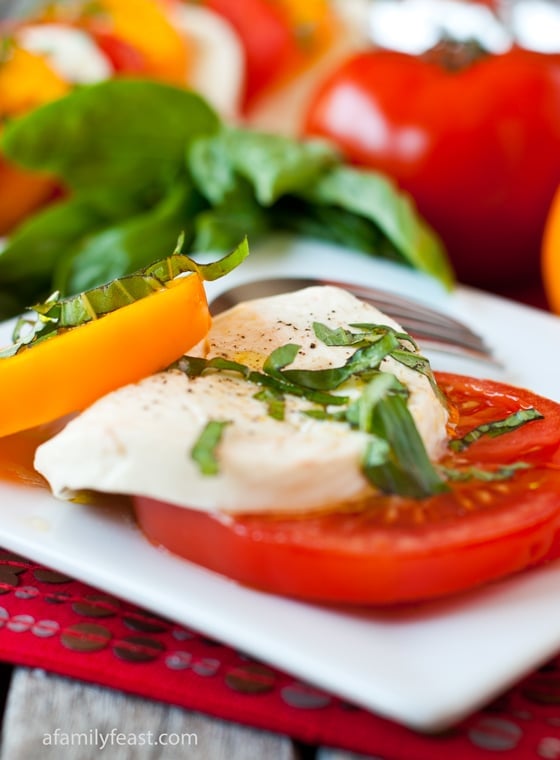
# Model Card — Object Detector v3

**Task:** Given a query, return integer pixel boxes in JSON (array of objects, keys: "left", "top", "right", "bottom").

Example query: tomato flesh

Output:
[{"left": 133, "top": 373, "right": 560, "bottom": 605}]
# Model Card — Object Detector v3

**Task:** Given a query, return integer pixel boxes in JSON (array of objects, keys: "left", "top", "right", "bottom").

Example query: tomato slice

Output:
[
  {"left": 0, "top": 274, "right": 210, "bottom": 438},
  {"left": 133, "top": 373, "right": 560, "bottom": 605},
  {"left": 542, "top": 184, "right": 560, "bottom": 314}
]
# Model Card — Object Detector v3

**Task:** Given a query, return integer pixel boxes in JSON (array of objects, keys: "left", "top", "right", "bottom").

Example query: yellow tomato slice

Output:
[
  {"left": 542, "top": 185, "right": 560, "bottom": 314},
  {"left": 92, "top": 0, "right": 190, "bottom": 84},
  {"left": 0, "top": 274, "right": 210, "bottom": 438},
  {"left": 276, "top": 0, "right": 335, "bottom": 76},
  {"left": 0, "top": 46, "right": 69, "bottom": 119}
]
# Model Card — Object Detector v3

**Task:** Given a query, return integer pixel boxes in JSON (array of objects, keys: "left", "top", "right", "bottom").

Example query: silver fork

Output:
[{"left": 210, "top": 276, "right": 498, "bottom": 365}]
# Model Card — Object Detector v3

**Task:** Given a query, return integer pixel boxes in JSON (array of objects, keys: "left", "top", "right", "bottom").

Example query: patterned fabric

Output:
[{"left": 0, "top": 549, "right": 559, "bottom": 758}]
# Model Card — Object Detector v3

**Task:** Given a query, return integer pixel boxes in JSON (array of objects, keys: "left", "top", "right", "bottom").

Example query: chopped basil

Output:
[
  {"left": 391, "top": 349, "right": 447, "bottom": 407},
  {"left": 313, "top": 321, "right": 417, "bottom": 350},
  {"left": 173, "top": 355, "right": 251, "bottom": 379},
  {"left": 3, "top": 237, "right": 249, "bottom": 358},
  {"left": 440, "top": 463, "right": 530, "bottom": 482},
  {"left": 273, "top": 334, "right": 399, "bottom": 391},
  {"left": 312, "top": 322, "right": 368, "bottom": 347},
  {"left": 175, "top": 316, "right": 450, "bottom": 496},
  {"left": 449, "top": 408, "right": 543, "bottom": 452},
  {"left": 361, "top": 392, "right": 448, "bottom": 498},
  {"left": 262, "top": 343, "right": 301, "bottom": 378},
  {"left": 191, "top": 420, "right": 231, "bottom": 476},
  {"left": 172, "top": 353, "right": 348, "bottom": 407},
  {"left": 350, "top": 322, "right": 418, "bottom": 349},
  {"left": 253, "top": 388, "right": 286, "bottom": 420}
]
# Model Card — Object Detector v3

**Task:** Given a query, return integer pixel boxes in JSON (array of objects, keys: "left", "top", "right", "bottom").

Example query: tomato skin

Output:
[
  {"left": 91, "top": 31, "right": 147, "bottom": 74},
  {"left": 133, "top": 373, "right": 560, "bottom": 605},
  {"left": 542, "top": 184, "right": 560, "bottom": 314},
  {"left": 303, "top": 48, "right": 560, "bottom": 288},
  {"left": 203, "top": 0, "right": 296, "bottom": 108}
]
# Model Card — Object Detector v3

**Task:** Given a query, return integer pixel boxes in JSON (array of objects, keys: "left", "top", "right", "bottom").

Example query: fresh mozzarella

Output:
[
  {"left": 170, "top": 4, "right": 244, "bottom": 119},
  {"left": 35, "top": 286, "right": 449, "bottom": 514},
  {"left": 17, "top": 24, "right": 114, "bottom": 83}
]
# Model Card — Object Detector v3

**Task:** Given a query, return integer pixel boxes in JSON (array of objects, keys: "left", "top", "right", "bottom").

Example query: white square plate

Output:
[{"left": 2, "top": 236, "right": 560, "bottom": 731}]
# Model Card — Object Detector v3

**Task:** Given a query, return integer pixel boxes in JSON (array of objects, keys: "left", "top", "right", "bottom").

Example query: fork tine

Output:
[{"left": 210, "top": 277, "right": 497, "bottom": 364}]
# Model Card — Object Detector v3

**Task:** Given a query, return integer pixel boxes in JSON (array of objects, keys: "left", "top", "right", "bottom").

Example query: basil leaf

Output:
[
  {"left": 191, "top": 420, "right": 230, "bottom": 476},
  {"left": 391, "top": 348, "right": 447, "bottom": 407},
  {"left": 2, "top": 80, "right": 220, "bottom": 194},
  {"left": 364, "top": 394, "right": 448, "bottom": 498},
  {"left": 263, "top": 344, "right": 301, "bottom": 378},
  {"left": 347, "top": 373, "right": 402, "bottom": 431},
  {"left": 350, "top": 322, "right": 418, "bottom": 349},
  {"left": 54, "top": 182, "right": 204, "bottom": 295},
  {"left": 253, "top": 388, "right": 286, "bottom": 421},
  {"left": 300, "top": 165, "right": 454, "bottom": 289},
  {"left": 193, "top": 201, "right": 269, "bottom": 253},
  {"left": 3, "top": 239, "right": 249, "bottom": 356},
  {"left": 173, "top": 352, "right": 348, "bottom": 407},
  {"left": 279, "top": 334, "right": 399, "bottom": 390},
  {"left": 189, "top": 127, "right": 339, "bottom": 206},
  {"left": 312, "top": 322, "right": 366, "bottom": 347},
  {"left": 0, "top": 197, "right": 114, "bottom": 285},
  {"left": 449, "top": 408, "right": 544, "bottom": 452},
  {"left": 173, "top": 355, "right": 251, "bottom": 379}
]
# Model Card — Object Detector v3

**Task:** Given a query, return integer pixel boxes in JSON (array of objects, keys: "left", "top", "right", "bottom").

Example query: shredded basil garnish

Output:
[
  {"left": 174, "top": 315, "right": 451, "bottom": 496},
  {"left": 191, "top": 420, "right": 231, "bottom": 475},
  {"left": 449, "top": 408, "right": 543, "bottom": 452},
  {"left": 2, "top": 237, "right": 249, "bottom": 358},
  {"left": 361, "top": 392, "right": 448, "bottom": 498},
  {"left": 253, "top": 388, "right": 285, "bottom": 421},
  {"left": 172, "top": 354, "right": 349, "bottom": 407},
  {"left": 440, "top": 463, "right": 530, "bottom": 482}
]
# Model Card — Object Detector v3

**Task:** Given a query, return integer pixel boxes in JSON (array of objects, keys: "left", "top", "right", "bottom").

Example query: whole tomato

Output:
[{"left": 303, "top": 46, "right": 560, "bottom": 288}]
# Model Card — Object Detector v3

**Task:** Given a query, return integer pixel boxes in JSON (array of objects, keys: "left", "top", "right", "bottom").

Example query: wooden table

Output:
[{"left": 0, "top": 665, "right": 366, "bottom": 759}]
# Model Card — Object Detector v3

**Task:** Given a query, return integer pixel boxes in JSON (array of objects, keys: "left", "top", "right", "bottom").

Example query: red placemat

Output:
[{"left": 0, "top": 549, "right": 559, "bottom": 759}]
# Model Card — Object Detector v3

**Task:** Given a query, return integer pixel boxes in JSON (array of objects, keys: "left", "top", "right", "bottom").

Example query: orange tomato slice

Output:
[
  {"left": 542, "top": 185, "right": 560, "bottom": 314},
  {"left": 86, "top": 0, "right": 190, "bottom": 84},
  {"left": 0, "top": 157, "right": 58, "bottom": 236},
  {"left": 274, "top": 0, "right": 336, "bottom": 80},
  {"left": 0, "top": 45, "right": 69, "bottom": 119},
  {"left": 0, "top": 274, "right": 210, "bottom": 438}
]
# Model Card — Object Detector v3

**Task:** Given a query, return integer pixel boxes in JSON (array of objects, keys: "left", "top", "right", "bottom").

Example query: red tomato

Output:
[
  {"left": 91, "top": 31, "right": 147, "bottom": 74},
  {"left": 303, "top": 48, "right": 560, "bottom": 288},
  {"left": 203, "top": 0, "right": 295, "bottom": 108},
  {"left": 133, "top": 373, "right": 560, "bottom": 606}
]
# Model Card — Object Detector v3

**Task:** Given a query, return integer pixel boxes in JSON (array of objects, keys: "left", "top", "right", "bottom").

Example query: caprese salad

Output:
[{"left": 23, "top": 262, "right": 560, "bottom": 606}]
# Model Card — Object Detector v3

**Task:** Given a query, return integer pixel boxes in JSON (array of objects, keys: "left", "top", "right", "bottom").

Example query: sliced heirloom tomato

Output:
[{"left": 134, "top": 373, "right": 560, "bottom": 605}]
